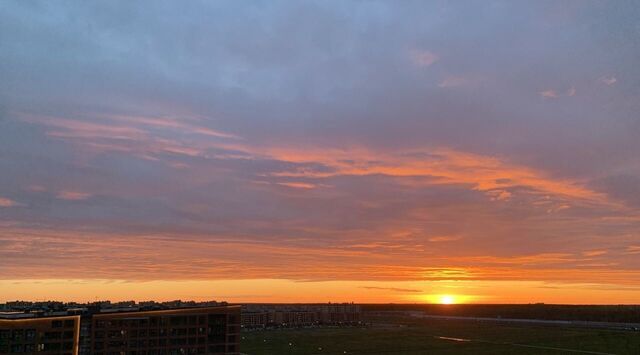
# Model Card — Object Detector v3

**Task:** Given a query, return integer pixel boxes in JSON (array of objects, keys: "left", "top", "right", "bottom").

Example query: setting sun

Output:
[
  {"left": 440, "top": 295, "right": 455, "bottom": 304},
  {"left": 418, "top": 294, "right": 469, "bottom": 304}
]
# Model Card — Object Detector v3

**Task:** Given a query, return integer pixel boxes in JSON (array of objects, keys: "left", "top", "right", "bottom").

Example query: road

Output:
[{"left": 414, "top": 313, "right": 640, "bottom": 331}]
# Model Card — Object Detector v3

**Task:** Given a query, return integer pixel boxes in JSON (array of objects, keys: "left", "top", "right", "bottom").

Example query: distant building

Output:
[
  {"left": 241, "top": 312, "right": 269, "bottom": 328},
  {"left": 0, "top": 313, "right": 80, "bottom": 355},
  {"left": 317, "top": 304, "right": 361, "bottom": 324},
  {"left": 241, "top": 303, "right": 361, "bottom": 328}
]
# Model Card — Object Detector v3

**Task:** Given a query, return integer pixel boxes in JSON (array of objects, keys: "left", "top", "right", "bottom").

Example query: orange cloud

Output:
[
  {"left": 2, "top": 225, "right": 640, "bottom": 296},
  {"left": 261, "top": 146, "right": 609, "bottom": 206},
  {"left": 625, "top": 245, "right": 640, "bottom": 254},
  {"left": 428, "top": 236, "right": 461, "bottom": 243},
  {"left": 9, "top": 112, "right": 639, "bottom": 298},
  {"left": 487, "top": 189, "right": 512, "bottom": 201},
  {"left": 20, "top": 111, "right": 612, "bottom": 211},
  {"left": 4, "top": 278, "right": 640, "bottom": 304},
  {"left": 582, "top": 250, "right": 607, "bottom": 257},
  {"left": 105, "top": 114, "right": 239, "bottom": 139}
]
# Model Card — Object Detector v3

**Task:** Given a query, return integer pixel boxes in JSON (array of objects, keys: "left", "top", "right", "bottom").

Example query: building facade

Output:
[
  {"left": 1, "top": 305, "right": 240, "bottom": 355},
  {"left": 0, "top": 314, "right": 80, "bottom": 355},
  {"left": 89, "top": 306, "right": 240, "bottom": 355}
]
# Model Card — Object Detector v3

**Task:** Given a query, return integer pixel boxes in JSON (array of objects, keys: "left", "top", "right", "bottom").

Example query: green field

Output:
[{"left": 241, "top": 319, "right": 640, "bottom": 355}]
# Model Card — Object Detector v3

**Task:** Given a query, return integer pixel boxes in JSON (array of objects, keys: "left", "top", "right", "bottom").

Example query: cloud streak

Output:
[{"left": 0, "top": 198, "right": 18, "bottom": 208}]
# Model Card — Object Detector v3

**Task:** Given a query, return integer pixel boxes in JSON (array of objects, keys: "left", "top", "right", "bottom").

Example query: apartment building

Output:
[
  {"left": 90, "top": 306, "right": 240, "bottom": 355},
  {"left": 1, "top": 304, "right": 240, "bottom": 355},
  {"left": 0, "top": 313, "right": 80, "bottom": 355}
]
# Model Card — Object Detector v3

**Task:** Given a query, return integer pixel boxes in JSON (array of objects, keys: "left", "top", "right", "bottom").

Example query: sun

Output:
[
  {"left": 440, "top": 295, "right": 455, "bottom": 304},
  {"left": 418, "top": 293, "right": 471, "bottom": 304}
]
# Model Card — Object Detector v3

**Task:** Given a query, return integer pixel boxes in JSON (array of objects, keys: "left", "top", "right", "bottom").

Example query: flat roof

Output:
[
  {"left": 0, "top": 312, "right": 36, "bottom": 319},
  {"left": 0, "top": 314, "right": 79, "bottom": 322},
  {"left": 0, "top": 305, "right": 240, "bottom": 319},
  {"left": 93, "top": 305, "right": 241, "bottom": 318}
]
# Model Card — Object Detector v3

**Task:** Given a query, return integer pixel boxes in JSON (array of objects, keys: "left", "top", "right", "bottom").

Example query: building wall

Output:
[
  {"left": 0, "top": 316, "right": 80, "bottom": 355},
  {"left": 241, "top": 312, "right": 269, "bottom": 328},
  {"left": 89, "top": 306, "right": 240, "bottom": 355}
]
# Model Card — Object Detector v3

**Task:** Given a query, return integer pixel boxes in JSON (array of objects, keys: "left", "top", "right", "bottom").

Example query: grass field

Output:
[{"left": 241, "top": 318, "right": 640, "bottom": 355}]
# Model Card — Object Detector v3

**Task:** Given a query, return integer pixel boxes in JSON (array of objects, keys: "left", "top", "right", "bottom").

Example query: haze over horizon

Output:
[{"left": 1, "top": 1, "right": 640, "bottom": 304}]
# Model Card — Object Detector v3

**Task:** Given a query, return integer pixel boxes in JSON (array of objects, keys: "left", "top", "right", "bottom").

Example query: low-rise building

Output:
[
  {"left": 90, "top": 305, "right": 240, "bottom": 355},
  {"left": 241, "top": 312, "right": 269, "bottom": 328},
  {"left": 1, "top": 303, "right": 240, "bottom": 355},
  {"left": 0, "top": 313, "right": 80, "bottom": 355}
]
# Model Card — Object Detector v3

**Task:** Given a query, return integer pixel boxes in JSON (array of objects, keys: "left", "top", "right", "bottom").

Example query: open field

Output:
[
  {"left": 242, "top": 318, "right": 640, "bottom": 355},
  {"left": 362, "top": 304, "right": 640, "bottom": 324}
]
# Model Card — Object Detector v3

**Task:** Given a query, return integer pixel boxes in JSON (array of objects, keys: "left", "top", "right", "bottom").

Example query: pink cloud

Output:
[
  {"left": 57, "top": 191, "right": 92, "bottom": 201},
  {"left": 0, "top": 197, "right": 17, "bottom": 207},
  {"left": 409, "top": 49, "right": 438, "bottom": 67},
  {"left": 546, "top": 204, "right": 571, "bottom": 214},
  {"left": 540, "top": 89, "right": 559, "bottom": 99},
  {"left": 106, "top": 114, "right": 239, "bottom": 140},
  {"left": 487, "top": 189, "right": 512, "bottom": 201},
  {"left": 276, "top": 182, "right": 317, "bottom": 189},
  {"left": 27, "top": 185, "right": 47, "bottom": 192}
]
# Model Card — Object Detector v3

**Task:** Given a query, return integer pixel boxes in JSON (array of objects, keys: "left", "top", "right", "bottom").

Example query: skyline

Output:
[{"left": 1, "top": 1, "right": 640, "bottom": 304}]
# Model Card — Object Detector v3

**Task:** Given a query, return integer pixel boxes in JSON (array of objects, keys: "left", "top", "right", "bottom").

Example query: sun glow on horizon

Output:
[
  {"left": 417, "top": 293, "right": 474, "bottom": 304},
  {"left": 440, "top": 295, "right": 455, "bottom": 304}
]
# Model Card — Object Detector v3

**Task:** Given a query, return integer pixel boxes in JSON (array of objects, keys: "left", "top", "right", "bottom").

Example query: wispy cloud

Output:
[
  {"left": 582, "top": 250, "right": 607, "bottom": 257},
  {"left": 428, "top": 236, "right": 461, "bottom": 243},
  {"left": 409, "top": 49, "right": 438, "bottom": 67},
  {"left": 359, "top": 286, "right": 423, "bottom": 293},
  {"left": 540, "top": 89, "right": 559, "bottom": 99},
  {"left": 438, "top": 75, "right": 482, "bottom": 88},
  {"left": 0, "top": 197, "right": 18, "bottom": 207},
  {"left": 600, "top": 76, "right": 617, "bottom": 86},
  {"left": 276, "top": 182, "right": 318, "bottom": 189},
  {"left": 57, "top": 191, "right": 92, "bottom": 201},
  {"left": 625, "top": 246, "right": 640, "bottom": 255},
  {"left": 262, "top": 146, "right": 609, "bottom": 205},
  {"left": 487, "top": 189, "right": 512, "bottom": 201},
  {"left": 26, "top": 185, "right": 47, "bottom": 192}
]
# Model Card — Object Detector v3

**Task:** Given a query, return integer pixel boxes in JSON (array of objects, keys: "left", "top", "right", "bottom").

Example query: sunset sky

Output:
[{"left": 1, "top": 1, "right": 640, "bottom": 304}]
